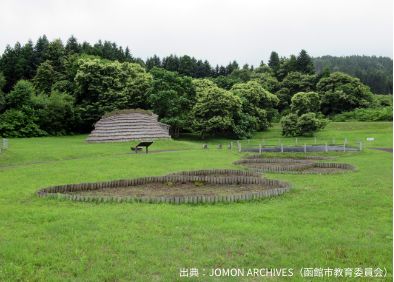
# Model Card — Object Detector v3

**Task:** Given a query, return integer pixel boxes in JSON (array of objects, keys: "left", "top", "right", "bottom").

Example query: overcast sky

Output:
[{"left": 0, "top": 0, "right": 392, "bottom": 66}]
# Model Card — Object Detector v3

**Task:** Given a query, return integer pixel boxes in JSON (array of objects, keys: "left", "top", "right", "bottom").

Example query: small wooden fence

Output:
[
  {"left": 36, "top": 171, "right": 291, "bottom": 204},
  {"left": 235, "top": 159, "right": 355, "bottom": 174}
]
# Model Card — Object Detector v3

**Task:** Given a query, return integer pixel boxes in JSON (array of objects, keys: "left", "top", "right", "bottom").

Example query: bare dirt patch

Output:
[
  {"left": 235, "top": 157, "right": 354, "bottom": 174},
  {"left": 67, "top": 182, "right": 271, "bottom": 198}
]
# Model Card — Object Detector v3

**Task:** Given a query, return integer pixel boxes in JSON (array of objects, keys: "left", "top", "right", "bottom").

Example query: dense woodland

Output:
[
  {"left": 314, "top": 56, "right": 393, "bottom": 94},
  {"left": 0, "top": 35, "right": 392, "bottom": 138}
]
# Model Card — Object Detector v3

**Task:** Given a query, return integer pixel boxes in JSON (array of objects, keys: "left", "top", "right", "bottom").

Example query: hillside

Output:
[{"left": 313, "top": 55, "right": 393, "bottom": 94}]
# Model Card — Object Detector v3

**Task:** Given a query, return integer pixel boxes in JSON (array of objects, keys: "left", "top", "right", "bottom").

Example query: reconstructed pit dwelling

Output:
[
  {"left": 86, "top": 109, "right": 171, "bottom": 143},
  {"left": 234, "top": 155, "right": 355, "bottom": 174},
  {"left": 36, "top": 169, "right": 291, "bottom": 204}
]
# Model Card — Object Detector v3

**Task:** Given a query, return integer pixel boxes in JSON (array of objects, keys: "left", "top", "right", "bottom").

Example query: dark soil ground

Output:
[
  {"left": 68, "top": 182, "right": 271, "bottom": 198},
  {"left": 299, "top": 167, "right": 350, "bottom": 173},
  {"left": 244, "top": 162, "right": 310, "bottom": 169},
  {"left": 238, "top": 158, "right": 353, "bottom": 174}
]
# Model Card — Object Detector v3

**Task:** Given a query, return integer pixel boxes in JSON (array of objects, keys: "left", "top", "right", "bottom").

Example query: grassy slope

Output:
[{"left": 0, "top": 122, "right": 392, "bottom": 281}]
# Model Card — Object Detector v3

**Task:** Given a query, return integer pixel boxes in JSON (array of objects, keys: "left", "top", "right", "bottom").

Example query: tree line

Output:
[
  {"left": 313, "top": 55, "right": 393, "bottom": 94},
  {"left": 0, "top": 35, "right": 390, "bottom": 138}
]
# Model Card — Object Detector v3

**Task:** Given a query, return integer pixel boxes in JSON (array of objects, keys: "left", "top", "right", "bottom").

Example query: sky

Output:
[{"left": 0, "top": 0, "right": 392, "bottom": 66}]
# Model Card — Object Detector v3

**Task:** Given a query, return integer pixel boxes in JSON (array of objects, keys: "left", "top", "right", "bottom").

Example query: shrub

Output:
[
  {"left": 331, "top": 107, "right": 393, "bottom": 122},
  {"left": 281, "top": 112, "right": 327, "bottom": 136},
  {"left": 0, "top": 108, "right": 47, "bottom": 137},
  {"left": 372, "top": 95, "right": 392, "bottom": 107},
  {"left": 280, "top": 113, "right": 299, "bottom": 136},
  {"left": 297, "top": 113, "right": 328, "bottom": 136},
  {"left": 33, "top": 91, "right": 76, "bottom": 135}
]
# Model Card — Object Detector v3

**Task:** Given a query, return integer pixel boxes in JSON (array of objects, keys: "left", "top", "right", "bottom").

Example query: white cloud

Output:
[{"left": 0, "top": 0, "right": 392, "bottom": 65}]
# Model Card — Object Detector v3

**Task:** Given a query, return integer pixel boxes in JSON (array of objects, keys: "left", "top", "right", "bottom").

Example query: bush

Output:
[
  {"left": 297, "top": 113, "right": 328, "bottom": 136},
  {"left": 33, "top": 91, "right": 76, "bottom": 135},
  {"left": 372, "top": 95, "right": 392, "bottom": 107},
  {"left": 0, "top": 108, "right": 47, "bottom": 137},
  {"left": 331, "top": 107, "right": 393, "bottom": 122},
  {"left": 281, "top": 112, "right": 327, "bottom": 136}
]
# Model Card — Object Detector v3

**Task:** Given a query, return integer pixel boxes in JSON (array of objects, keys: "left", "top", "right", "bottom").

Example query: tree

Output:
[
  {"left": 296, "top": 49, "right": 314, "bottom": 74},
  {"left": 148, "top": 68, "right": 195, "bottom": 135},
  {"left": 5, "top": 80, "right": 35, "bottom": 109},
  {"left": 276, "top": 55, "right": 298, "bottom": 80},
  {"left": 280, "top": 113, "right": 299, "bottom": 136},
  {"left": 65, "top": 35, "right": 80, "bottom": 54},
  {"left": 276, "top": 72, "right": 317, "bottom": 111},
  {"left": 145, "top": 55, "right": 161, "bottom": 70},
  {"left": 0, "top": 108, "right": 46, "bottom": 137},
  {"left": 290, "top": 91, "right": 320, "bottom": 115},
  {"left": 74, "top": 57, "right": 152, "bottom": 130},
  {"left": 231, "top": 80, "right": 279, "bottom": 123},
  {"left": 34, "top": 35, "right": 50, "bottom": 67},
  {"left": 191, "top": 81, "right": 242, "bottom": 138},
  {"left": 254, "top": 71, "right": 280, "bottom": 93},
  {"left": 296, "top": 113, "right": 327, "bottom": 136},
  {"left": 33, "top": 91, "right": 76, "bottom": 135},
  {"left": 313, "top": 55, "right": 393, "bottom": 94},
  {"left": 0, "top": 72, "right": 6, "bottom": 112},
  {"left": 213, "top": 75, "right": 242, "bottom": 90},
  {"left": 46, "top": 39, "right": 66, "bottom": 73},
  {"left": 281, "top": 112, "right": 327, "bottom": 136},
  {"left": 316, "top": 72, "right": 374, "bottom": 115},
  {"left": 268, "top": 51, "right": 280, "bottom": 73},
  {"left": 33, "top": 60, "right": 57, "bottom": 94}
]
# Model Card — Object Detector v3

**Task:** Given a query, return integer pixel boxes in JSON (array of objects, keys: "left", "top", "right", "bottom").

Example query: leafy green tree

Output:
[
  {"left": 316, "top": 72, "right": 374, "bottom": 114},
  {"left": 33, "top": 60, "right": 57, "bottom": 94},
  {"left": 75, "top": 57, "right": 151, "bottom": 107},
  {"left": 5, "top": 80, "right": 35, "bottom": 109},
  {"left": 231, "top": 81, "right": 269, "bottom": 132},
  {"left": 276, "top": 55, "right": 298, "bottom": 80},
  {"left": 33, "top": 91, "right": 76, "bottom": 135},
  {"left": 280, "top": 113, "right": 299, "bottom": 136},
  {"left": 281, "top": 112, "right": 327, "bottom": 136},
  {"left": 296, "top": 113, "right": 327, "bottom": 136},
  {"left": 290, "top": 91, "right": 320, "bottom": 115},
  {"left": 191, "top": 82, "right": 242, "bottom": 138},
  {"left": 74, "top": 57, "right": 152, "bottom": 129},
  {"left": 148, "top": 68, "right": 195, "bottom": 135},
  {"left": 254, "top": 71, "right": 280, "bottom": 93},
  {"left": 46, "top": 39, "right": 66, "bottom": 73},
  {"left": 276, "top": 72, "right": 316, "bottom": 111},
  {"left": 313, "top": 55, "right": 393, "bottom": 94},
  {"left": 213, "top": 75, "right": 242, "bottom": 90},
  {"left": 0, "top": 108, "right": 46, "bottom": 137},
  {"left": 231, "top": 80, "right": 279, "bottom": 122}
]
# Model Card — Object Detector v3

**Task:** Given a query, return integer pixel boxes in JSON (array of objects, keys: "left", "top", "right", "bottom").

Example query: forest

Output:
[
  {"left": 313, "top": 55, "right": 393, "bottom": 94},
  {"left": 0, "top": 35, "right": 392, "bottom": 138}
]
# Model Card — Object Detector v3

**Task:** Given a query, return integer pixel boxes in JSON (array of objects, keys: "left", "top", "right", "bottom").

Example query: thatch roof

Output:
[{"left": 86, "top": 110, "right": 170, "bottom": 143}]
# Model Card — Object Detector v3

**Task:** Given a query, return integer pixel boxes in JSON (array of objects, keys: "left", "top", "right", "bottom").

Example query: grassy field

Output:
[{"left": 0, "top": 122, "right": 392, "bottom": 281}]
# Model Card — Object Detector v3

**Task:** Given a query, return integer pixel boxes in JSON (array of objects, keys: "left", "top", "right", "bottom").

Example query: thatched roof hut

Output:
[{"left": 86, "top": 109, "right": 170, "bottom": 143}]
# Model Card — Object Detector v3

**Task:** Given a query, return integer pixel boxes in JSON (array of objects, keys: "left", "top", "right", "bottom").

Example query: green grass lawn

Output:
[{"left": 0, "top": 122, "right": 392, "bottom": 281}]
